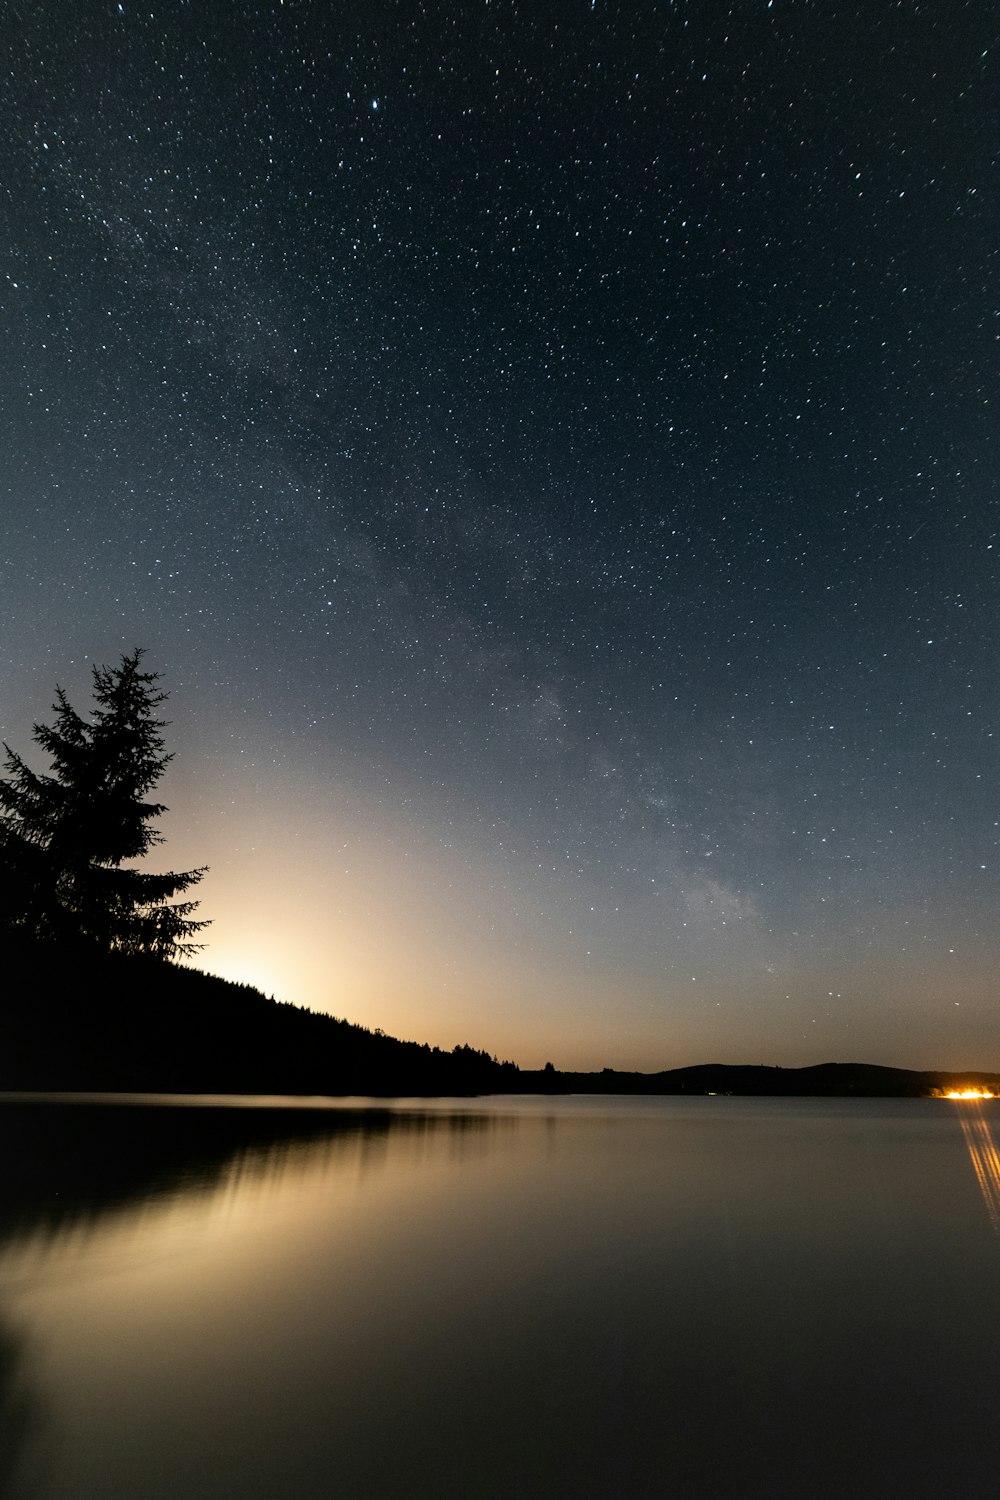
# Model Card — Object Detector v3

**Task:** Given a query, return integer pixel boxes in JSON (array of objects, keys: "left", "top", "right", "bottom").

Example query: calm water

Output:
[{"left": 2, "top": 1093, "right": 1000, "bottom": 1499}]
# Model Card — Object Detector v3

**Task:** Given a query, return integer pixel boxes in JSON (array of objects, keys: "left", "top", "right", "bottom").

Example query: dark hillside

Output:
[
  {"left": 4, "top": 940, "right": 996, "bottom": 1098},
  {"left": 1, "top": 939, "right": 517, "bottom": 1095},
  {"left": 517, "top": 1060, "right": 1000, "bottom": 1098}
]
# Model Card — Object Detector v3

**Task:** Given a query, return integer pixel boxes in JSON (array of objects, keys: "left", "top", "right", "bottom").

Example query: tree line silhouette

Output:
[
  {"left": 4, "top": 655, "right": 997, "bottom": 1099},
  {"left": 0, "top": 653, "right": 521, "bottom": 1094}
]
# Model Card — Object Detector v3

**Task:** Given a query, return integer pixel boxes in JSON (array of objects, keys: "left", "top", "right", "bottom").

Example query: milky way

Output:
[{"left": 3, "top": 1, "right": 997, "bottom": 1068}]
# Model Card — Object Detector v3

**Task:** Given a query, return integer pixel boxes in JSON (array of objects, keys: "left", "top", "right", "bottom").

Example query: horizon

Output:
[
  {"left": 185, "top": 959, "right": 999, "bottom": 1081},
  {"left": 5, "top": 2, "right": 997, "bottom": 1075}
]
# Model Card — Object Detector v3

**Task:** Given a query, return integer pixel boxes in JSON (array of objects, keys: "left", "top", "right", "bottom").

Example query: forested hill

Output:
[
  {"left": 4, "top": 942, "right": 997, "bottom": 1098},
  {"left": 515, "top": 1061, "right": 1000, "bottom": 1099},
  {"left": 2, "top": 941, "right": 518, "bottom": 1096}
]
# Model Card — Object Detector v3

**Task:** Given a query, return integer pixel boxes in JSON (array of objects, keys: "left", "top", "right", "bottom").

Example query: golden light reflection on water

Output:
[
  {"left": 0, "top": 1107, "right": 514, "bottom": 1304},
  {"left": 952, "top": 1099, "right": 1000, "bottom": 1234},
  {"left": 9, "top": 1100, "right": 1000, "bottom": 1498}
]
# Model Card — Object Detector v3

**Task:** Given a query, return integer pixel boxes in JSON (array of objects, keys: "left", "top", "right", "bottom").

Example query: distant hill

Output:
[
  {"left": 3, "top": 940, "right": 996, "bottom": 1098},
  {"left": 516, "top": 1061, "right": 1000, "bottom": 1099}
]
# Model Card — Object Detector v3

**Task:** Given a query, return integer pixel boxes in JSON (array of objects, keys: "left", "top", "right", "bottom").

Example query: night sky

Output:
[{"left": 4, "top": 1, "right": 998, "bottom": 1070}]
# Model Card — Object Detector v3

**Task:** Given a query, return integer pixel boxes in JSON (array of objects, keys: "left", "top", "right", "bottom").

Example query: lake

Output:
[{"left": 2, "top": 1093, "right": 999, "bottom": 1499}]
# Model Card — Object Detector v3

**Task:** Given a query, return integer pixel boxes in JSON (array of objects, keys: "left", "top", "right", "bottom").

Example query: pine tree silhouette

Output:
[{"left": 0, "top": 651, "right": 207, "bottom": 957}]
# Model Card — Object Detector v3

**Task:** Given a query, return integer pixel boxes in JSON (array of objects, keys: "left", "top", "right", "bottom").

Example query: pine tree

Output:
[{"left": 0, "top": 651, "right": 207, "bottom": 957}]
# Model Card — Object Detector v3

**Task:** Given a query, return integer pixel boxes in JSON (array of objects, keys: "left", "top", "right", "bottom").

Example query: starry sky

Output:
[{"left": 4, "top": 0, "right": 998, "bottom": 1071}]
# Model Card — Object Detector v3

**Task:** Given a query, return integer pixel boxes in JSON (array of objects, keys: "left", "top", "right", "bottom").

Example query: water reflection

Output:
[
  {"left": 3, "top": 1096, "right": 1000, "bottom": 1500},
  {"left": 0, "top": 1096, "right": 511, "bottom": 1499},
  {"left": 0, "top": 1098, "right": 508, "bottom": 1251},
  {"left": 0, "top": 1317, "right": 38, "bottom": 1500},
  {"left": 953, "top": 1098, "right": 1000, "bottom": 1234}
]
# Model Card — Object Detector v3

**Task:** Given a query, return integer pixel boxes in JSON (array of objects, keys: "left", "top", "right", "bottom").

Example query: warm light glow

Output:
[
  {"left": 949, "top": 1097, "right": 1000, "bottom": 1236},
  {"left": 940, "top": 1089, "right": 996, "bottom": 1100}
]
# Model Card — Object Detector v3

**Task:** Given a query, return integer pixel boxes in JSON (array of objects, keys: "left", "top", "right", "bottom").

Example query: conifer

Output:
[{"left": 0, "top": 651, "right": 207, "bottom": 956}]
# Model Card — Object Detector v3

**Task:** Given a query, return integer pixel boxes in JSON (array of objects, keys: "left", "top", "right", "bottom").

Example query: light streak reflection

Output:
[{"left": 954, "top": 1099, "right": 1000, "bottom": 1235}]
